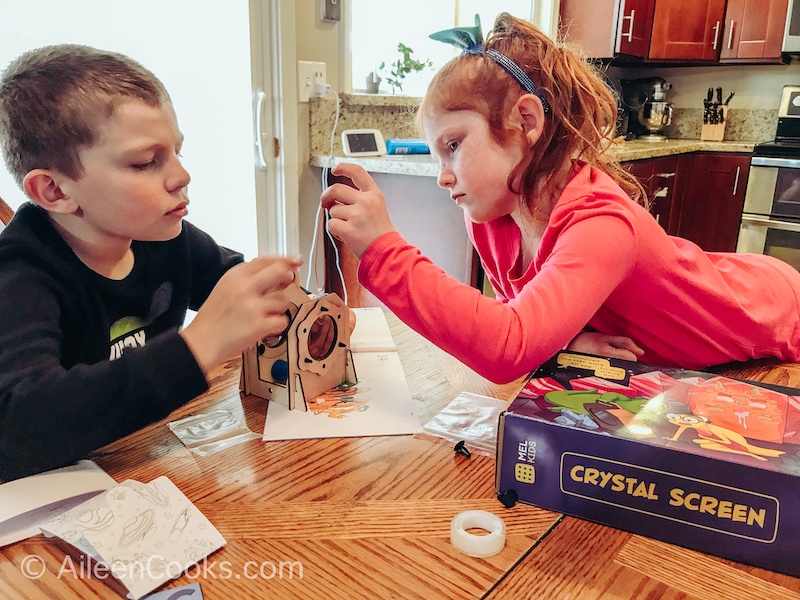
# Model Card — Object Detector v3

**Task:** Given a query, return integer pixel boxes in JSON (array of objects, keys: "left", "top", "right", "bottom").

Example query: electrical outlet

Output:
[
  {"left": 297, "top": 61, "right": 327, "bottom": 103},
  {"left": 321, "top": 0, "right": 340, "bottom": 22}
]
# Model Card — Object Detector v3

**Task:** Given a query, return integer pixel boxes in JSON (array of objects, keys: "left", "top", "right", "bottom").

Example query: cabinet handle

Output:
[
  {"left": 712, "top": 21, "right": 721, "bottom": 50},
  {"left": 622, "top": 10, "right": 635, "bottom": 43},
  {"left": 255, "top": 89, "right": 268, "bottom": 171},
  {"left": 732, "top": 166, "right": 741, "bottom": 196},
  {"left": 656, "top": 172, "right": 676, "bottom": 179},
  {"left": 727, "top": 20, "right": 735, "bottom": 49}
]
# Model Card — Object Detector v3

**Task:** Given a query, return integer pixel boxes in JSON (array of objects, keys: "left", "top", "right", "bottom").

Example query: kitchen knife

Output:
[
  {"left": 716, "top": 87, "right": 723, "bottom": 105},
  {"left": 724, "top": 91, "right": 735, "bottom": 105}
]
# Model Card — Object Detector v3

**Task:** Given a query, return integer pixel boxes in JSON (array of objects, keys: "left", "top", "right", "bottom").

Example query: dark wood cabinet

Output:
[
  {"left": 675, "top": 152, "right": 751, "bottom": 252},
  {"left": 719, "top": 0, "right": 789, "bottom": 62},
  {"left": 624, "top": 152, "right": 751, "bottom": 252},
  {"left": 623, "top": 155, "right": 684, "bottom": 235},
  {"left": 648, "top": 0, "right": 727, "bottom": 60},
  {"left": 561, "top": 0, "right": 789, "bottom": 63},
  {"left": 560, "top": 0, "right": 654, "bottom": 59},
  {"left": 617, "top": 0, "right": 656, "bottom": 56}
]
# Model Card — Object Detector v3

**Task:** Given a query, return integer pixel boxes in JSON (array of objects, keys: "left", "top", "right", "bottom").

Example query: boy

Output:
[{"left": 0, "top": 44, "right": 299, "bottom": 481}]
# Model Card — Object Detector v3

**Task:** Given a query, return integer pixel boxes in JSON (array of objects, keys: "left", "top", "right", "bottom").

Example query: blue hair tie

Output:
[
  {"left": 429, "top": 14, "right": 551, "bottom": 115},
  {"left": 462, "top": 45, "right": 551, "bottom": 114}
]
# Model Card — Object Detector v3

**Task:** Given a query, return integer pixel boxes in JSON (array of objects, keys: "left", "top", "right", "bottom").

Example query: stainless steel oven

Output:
[
  {"left": 737, "top": 85, "right": 800, "bottom": 271},
  {"left": 785, "top": 0, "right": 800, "bottom": 53},
  {"left": 737, "top": 156, "right": 800, "bottom": 270}
]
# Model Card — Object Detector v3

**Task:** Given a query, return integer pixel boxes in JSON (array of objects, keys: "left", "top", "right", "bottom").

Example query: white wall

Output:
[
  {"left": 611, "top": 63, "right": 800, "bottom": 110},
  {"left": 0, "top": 0, "right": 260, "bottom": 259}
]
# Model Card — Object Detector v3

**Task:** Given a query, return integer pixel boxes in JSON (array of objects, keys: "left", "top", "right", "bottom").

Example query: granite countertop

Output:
[{"left": 311, "top": 139, "right": 756, "bottom": 177}]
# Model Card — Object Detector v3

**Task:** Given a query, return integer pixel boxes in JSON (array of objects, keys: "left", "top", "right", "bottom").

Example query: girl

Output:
[{"left": 320, "top": 13, "right": 800, "bottom": 385}]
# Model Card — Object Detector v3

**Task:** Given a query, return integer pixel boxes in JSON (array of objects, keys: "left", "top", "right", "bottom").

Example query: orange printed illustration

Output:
[
  {"left": 666, "top": 413, "right": 785, "bottom": 461},
  {"left": 688, "top": 377, "right": 788, "bottom": 443},
  {"left": 308, "top": 384, "right": 370, "bottom": 419}
]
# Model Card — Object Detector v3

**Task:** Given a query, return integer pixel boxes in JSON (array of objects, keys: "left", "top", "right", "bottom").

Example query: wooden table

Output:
[{"left": 3, "top": 315, "right": 800, "bottom": 599}]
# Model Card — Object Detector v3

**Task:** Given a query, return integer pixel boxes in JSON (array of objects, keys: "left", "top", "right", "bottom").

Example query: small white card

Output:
[
  {"left": 41, "top": 476, "right": 225, "bottom": 600},
  {"left": 0, "top": 460, "right": 116, "bottom": 547}
]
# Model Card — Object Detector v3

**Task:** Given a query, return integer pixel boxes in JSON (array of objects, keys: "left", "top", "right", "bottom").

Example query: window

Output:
[{"left": 348, "top": 0, "right": 559, "bottom": 96}]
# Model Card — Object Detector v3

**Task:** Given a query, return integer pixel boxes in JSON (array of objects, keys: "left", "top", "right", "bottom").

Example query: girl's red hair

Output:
[{"left": 418, "top": 13, "right": 645, "bottom": 225}]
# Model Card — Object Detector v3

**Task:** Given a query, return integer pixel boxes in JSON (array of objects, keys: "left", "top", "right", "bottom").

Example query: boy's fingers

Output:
[{"left": 246, "top": 257, "right": 302, "bottom": 294}]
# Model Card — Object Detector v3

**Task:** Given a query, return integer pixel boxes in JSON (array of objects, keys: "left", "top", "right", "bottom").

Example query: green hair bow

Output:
[
  {"left": 429, "top": 14, "right": 483, "bottom": 50},
  {"left": 428, "top": 13, "right": 551, "bottom": 114}
]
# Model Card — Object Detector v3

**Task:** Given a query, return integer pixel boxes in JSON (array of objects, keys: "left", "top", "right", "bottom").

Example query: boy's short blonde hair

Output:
[{"left": 0, "top": 44, "right": 170, "bottom": 187}]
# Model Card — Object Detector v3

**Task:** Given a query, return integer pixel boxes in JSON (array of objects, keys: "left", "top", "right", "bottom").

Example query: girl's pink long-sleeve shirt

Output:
[{"left": 357, "top": 163, "right": 800, "bottom": 383}]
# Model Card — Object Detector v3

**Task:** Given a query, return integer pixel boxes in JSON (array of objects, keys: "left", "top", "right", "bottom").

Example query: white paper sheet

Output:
[
  {"left": 0, "top": 460, "right": 116, "bottom": 547},
  {"left": 262, "top": 308, "right": 420, "bottom": 441},
  {"left": 41, "top": 476, "right": 225, "bottom": 600},
  {"left": 348, "top": 306, "right": 397, "bottom": 352}
]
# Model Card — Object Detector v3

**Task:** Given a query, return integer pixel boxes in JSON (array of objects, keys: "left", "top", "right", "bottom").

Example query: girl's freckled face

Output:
[{"left": 425, "top": 109, "right": 524, "bottom": 224}]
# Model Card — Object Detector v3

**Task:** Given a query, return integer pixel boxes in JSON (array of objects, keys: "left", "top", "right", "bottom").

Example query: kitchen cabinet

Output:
[
  {"left": 560, "top": 0, "right": 654, "bottom": 59},
  {"left": 560, "top": 0, "right": 729, "bottom": 62},
  {"left": 719, "top": 0, "right": 789, "bottom": 62},
  {"left": 675, "top": 153, "right": 751, "bottom": 252},
  {"left": 623, "top": 155, "right": 685, "bottom": 235},
  {"left": 649, "top": 0, "right": 728, "bottom": 60}
]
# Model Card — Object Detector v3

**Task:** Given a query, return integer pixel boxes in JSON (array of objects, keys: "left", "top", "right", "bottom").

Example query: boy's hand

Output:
[
  {"left": 320, "top": 162, "right": 395, "bottom": 259},
  {"left": 180, "top": 255, "right": 302, "bottom": 375},
  {"left": 566, "top": 332, "right": 645, "bottom": 362}
]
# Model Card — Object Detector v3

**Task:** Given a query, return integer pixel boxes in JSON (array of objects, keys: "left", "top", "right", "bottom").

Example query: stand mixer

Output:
[{"left": 621, "top": 77, "right": 674, "bottom": 142}]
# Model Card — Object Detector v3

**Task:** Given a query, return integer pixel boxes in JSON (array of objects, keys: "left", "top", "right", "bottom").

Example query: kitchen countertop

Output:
[{"left": 311, "top": 139, "right": 756, "bottom": 177}]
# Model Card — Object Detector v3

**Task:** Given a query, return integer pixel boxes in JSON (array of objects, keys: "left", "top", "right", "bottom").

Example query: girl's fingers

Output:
[
  {"left": 608, "top": 336, "right": 644, "bottom": 355},
  {"left": 331, "top": 162, "right": 375, "bottom": 191}
]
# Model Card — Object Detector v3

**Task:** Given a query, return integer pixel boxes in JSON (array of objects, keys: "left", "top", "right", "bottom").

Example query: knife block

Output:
[{"left": 701, "top": 106, "right": 727, "bottom": 142}]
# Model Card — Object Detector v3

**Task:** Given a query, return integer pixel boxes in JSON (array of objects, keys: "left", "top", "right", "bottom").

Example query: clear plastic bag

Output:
[
  {"left": 167, "top": 407, "right": 260, "bottom": 457},
  {"left": 420, "top": 392, "right": 507, "bottom": 456}
]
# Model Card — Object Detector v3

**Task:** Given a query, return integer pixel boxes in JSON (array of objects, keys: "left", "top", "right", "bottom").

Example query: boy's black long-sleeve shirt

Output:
[{"left": 0, "top": 203, "right": 243, "bottom": 481}]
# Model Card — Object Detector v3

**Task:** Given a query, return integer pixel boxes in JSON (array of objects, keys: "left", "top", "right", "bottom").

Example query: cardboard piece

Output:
[
  {"left": 41, "top": 476, "right": 225, "bottom": 600},
  {"left": 142, "top": 583, "right": 203, "bottom": 599},
  {"left": 241, "top": 281, "right": 356, "bottom": 411},
  {"left": 496, "top": 351, "right": 800, "bottom": 577},
  {"left": 0, "top": 460, "right": 116, "bottom": 547}
]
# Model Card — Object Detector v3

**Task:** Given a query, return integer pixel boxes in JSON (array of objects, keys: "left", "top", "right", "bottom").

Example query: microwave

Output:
[{"left": 785, "top": 0, "right": 800, "bottom": 52}]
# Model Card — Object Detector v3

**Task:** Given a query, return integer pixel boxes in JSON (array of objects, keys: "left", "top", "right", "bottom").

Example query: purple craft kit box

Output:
[{"left": 495, "top": 350, "right": 800, "bottom": 577}]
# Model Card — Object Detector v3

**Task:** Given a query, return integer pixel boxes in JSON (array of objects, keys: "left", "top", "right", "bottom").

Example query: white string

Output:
[{"left": 305, "top": 88, "right": 347, "bottom": 305}]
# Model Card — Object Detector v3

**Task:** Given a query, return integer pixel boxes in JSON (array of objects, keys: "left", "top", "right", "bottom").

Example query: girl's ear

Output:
[
  {"left": 23, "top": 169, "right": 79, "bottom": 214},
  {"left": 515, "top": 94, "right": 546, "bottom": 147}
]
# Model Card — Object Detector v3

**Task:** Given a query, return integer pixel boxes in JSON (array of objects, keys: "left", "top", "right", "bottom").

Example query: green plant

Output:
[{"left": 379, "top": 43, "right": 433, "bottom": 94}]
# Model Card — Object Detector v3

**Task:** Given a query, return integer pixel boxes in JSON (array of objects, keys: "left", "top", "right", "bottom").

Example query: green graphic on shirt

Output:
[
  {"left": 110, "top": 316, "right": 145, "bottom": 341},
  {"left": 108, "top": 282, "right": 173, "bottom": 361}
]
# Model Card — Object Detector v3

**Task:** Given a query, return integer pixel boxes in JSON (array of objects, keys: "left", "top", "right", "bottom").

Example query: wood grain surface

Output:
[
  {"left": 0, "top": 314, "right": 551, "bottom": 599},
  {"left": 3, "top": 313, "right": 800, "bottom": 599}
]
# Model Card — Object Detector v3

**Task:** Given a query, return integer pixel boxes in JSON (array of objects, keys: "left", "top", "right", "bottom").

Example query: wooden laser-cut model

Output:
[{"left": 240, "top": 281, "right": 356, "bottom": 411}]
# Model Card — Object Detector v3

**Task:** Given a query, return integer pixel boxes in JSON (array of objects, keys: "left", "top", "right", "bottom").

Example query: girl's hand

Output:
[
  {"left": 566, "top": 332, "right": 645, "bottom": 362},
  {"left": 320, "top": 162, "right": 395, "bottom": 259}
]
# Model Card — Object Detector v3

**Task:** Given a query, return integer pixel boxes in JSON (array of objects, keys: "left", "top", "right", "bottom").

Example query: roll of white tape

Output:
[{"left": 450, "top": 510, "right": 506, "bottom": 557}]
